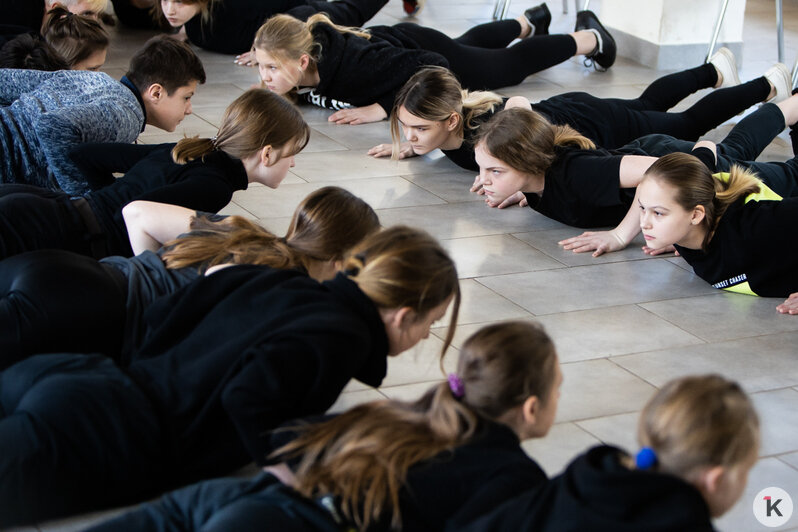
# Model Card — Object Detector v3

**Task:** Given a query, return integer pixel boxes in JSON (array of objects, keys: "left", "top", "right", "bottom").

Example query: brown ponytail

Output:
[
  {"left": 276, "top": 321, "right": 558, "bottom": 529},
  {"left": 160, "top": 186, "right": 379, "bottom": 275},
  {"left": 474, "top": 107, "right": 594, "bottom": 176},
  {"left": 42, "top": 4, "right": 109, "bottom": 68},
  {"left": 161, "top": 215, "right": 297, "bottom": 271},
  {"left": 171, "top": 88, "right": 310, "bottom": 165}
]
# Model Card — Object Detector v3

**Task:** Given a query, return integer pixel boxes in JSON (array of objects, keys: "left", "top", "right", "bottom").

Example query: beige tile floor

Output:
[{"left": 19, "top": 0, "right": 798, "bottom": 530}]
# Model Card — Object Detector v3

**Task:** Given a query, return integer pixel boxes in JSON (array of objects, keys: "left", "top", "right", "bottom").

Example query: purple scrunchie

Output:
[{"left": 448, "top": 373, "right": 465, "bottom": 398}]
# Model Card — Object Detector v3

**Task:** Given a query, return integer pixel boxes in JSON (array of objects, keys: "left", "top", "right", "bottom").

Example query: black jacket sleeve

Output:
[
  {"left": 70, "top": 143, "right": 166, "bottom": 191},
  {"left": 133, "top": 169, "right": 239, "bottom": 213},
  {"left": 221, "top": 331, "right": 368, "bottom": 465}
]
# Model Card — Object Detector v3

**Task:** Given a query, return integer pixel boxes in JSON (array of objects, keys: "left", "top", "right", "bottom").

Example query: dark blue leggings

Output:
[
  {"left": 0, "top": 354, "right": 165, "bottom": 527},
  {"left": 85, "top": 473, "right": 341, "bottom": 532}
]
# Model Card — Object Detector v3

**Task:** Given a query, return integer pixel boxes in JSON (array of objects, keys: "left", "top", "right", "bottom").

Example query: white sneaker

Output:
[
  {"left": 709, "top": 47, "right": 740, "bottom": 88},
  {"left": 765, "top": 62, "right": 792, "bottom": 103}
]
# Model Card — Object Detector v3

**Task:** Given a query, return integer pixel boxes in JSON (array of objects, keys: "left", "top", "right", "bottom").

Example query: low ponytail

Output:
[
  {"left": 161, "top": 215, "right": 297, "bottom": 271},
  {"left": 171, "top": 137, "right": 217, "bottom": 165},
  {"left": 171, "top": 88, "right": 310, "bottom": 165}
]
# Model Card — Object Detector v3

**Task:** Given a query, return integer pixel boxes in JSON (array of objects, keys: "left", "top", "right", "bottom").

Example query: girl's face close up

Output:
[
  {"left": 254, "top": 49, "right": 299, "bottom": 96},
  {"left": 396, "top": 106, "right": 455, "bottom": 155},
  {"left": 637, "top": 177, "right": 702, "bottom": 250},
  {"left": 474, "top": 141, "right": 531, "bottom": 204},
  {"left": 161, "top": 0, "right": 201, "bottom": 27}
]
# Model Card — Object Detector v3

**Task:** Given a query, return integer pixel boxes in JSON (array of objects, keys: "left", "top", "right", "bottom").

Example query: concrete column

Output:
[{"left": 599, "top": 0, "right": 747, "bottom": 69}]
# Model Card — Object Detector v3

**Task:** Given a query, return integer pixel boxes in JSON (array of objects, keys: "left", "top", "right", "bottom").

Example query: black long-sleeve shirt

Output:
[
  {"left": 70, "top": 142, "right": 249, "bottom": 257},
  {"left": 125, "top": 266, "right": 389, "bottom": 482},
  {"left": 522, "top": 145, "right": 632, "bottom": 228},
  {"left": 310, "top": 23, "right": 448, "bottom": 115},
  {"left": 675, "top": 190, "right": 798, "bottom": 297}
]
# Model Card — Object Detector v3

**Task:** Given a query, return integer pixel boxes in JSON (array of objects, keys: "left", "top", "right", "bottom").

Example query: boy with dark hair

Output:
[{"left": 0, "top": 35, "right": 206, "bottom": 195}]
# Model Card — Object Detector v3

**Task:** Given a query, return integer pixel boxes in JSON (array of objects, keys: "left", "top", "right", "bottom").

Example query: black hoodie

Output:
[{"left": 452, "top": 445, "right": 715, "bottom": 532}]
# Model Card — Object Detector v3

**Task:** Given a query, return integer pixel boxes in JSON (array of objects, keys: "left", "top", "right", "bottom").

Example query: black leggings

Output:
[
  {"left": 535, "top": 64, "right": 772, "bottom": 149},
  {"left": 0, "top": 184, "right": 96, "bottom": 260},
  {"left": 0, "top": 250, "right": 127, "bottom": 370},
  {"left": 392, "top": 22, "right": 577, "bottom": 90},
  {"left": 85, "top": 473, "right": 340, "bottom": 532},
  {"left": 623, "top": 103, "right": 798, "bottom": 197}
]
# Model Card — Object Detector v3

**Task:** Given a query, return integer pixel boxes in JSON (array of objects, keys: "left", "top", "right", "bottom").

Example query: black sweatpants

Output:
[
  {"left": 0, "top": 354, "right": 165, "bottom": 527},
  {"left": 391, "top": 22, "right": 578, "bottom": 90},
  {"left": 0, "top": 250, "right": 127, "bottom": 370},
  {"left": 86, "top": 473, "right": 341, "bottom": 532},
  {"left": 0, "top": 184, "right": 96, "bottom": 259},
  {"left": 535, "top": 64, "right": 772, "bottom": 149},
  {"left": 625, "top": 103, "right": 798, "bottom": 197}
]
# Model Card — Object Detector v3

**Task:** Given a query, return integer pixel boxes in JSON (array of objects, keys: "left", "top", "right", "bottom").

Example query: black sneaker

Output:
[
  {"left": 574, "top": 10, "right": 616, "bottom": 71},
  {"left": 524, "top": 3, "right": 551, "bottom": 37}
]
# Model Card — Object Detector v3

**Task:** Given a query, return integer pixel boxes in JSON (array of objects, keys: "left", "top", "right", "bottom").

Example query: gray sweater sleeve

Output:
[
  {"left": 34, "top": 98, "right": 144, "bottom": 195},
  {"left": 0, "top": 69, "right": 57, "bottom": 105}
]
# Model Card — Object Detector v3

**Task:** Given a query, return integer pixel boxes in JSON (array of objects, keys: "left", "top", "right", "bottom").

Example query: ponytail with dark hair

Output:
[{"left": 274, "top": 321, "right": 558, "bottom": 529}]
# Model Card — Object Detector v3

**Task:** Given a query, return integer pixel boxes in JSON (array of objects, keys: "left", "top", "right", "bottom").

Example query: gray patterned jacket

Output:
[{"left": 0, "top": 69, "right": 145, "bottom": 195}]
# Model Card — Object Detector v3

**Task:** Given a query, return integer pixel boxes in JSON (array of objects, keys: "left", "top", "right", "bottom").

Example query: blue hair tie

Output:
[{"left": 635, "top": 447, "right": 657, "bottom": 470}]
